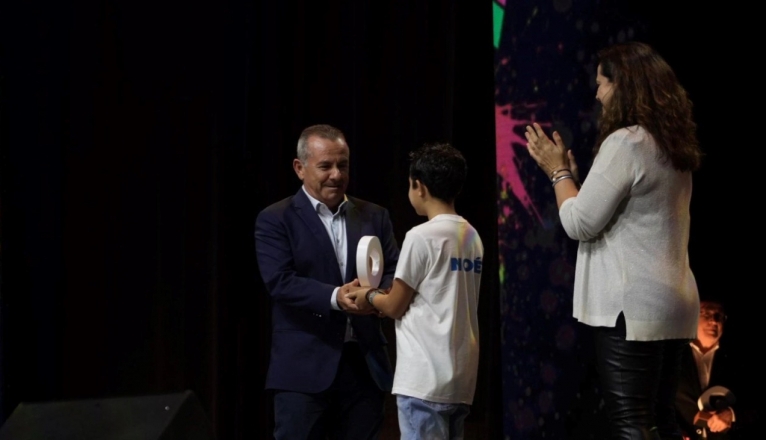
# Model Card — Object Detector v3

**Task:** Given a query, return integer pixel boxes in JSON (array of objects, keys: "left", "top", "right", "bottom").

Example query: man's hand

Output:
[
  {"left": 337, "top": 279, "right": 363, "bottom": 314},
  {"left": 707, "top": 408, "right": 733, "bottom": 433}
]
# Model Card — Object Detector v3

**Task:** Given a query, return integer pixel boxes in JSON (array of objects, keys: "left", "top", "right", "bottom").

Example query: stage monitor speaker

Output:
[{"left": 0, "top": 389, "right": 216, "bottom": 440}]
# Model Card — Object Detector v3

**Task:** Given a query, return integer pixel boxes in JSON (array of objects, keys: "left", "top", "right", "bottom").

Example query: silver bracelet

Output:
[
  {"left": 549, "top": 168, "right": 571, "bottom": 179},
  {"left": 552, "top": 174, "right": 574, "bottom": 187}
]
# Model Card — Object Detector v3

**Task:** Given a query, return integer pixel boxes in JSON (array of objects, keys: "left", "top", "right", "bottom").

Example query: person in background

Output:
[
  {"left": 255, "top": 124, "right": 399, "bottom": 440},
  {"left": 676, "top": 300, "right": 735, "bottom": 439},
  {"left": 523, "top": 41, "right": 702, "bottom": 439}
]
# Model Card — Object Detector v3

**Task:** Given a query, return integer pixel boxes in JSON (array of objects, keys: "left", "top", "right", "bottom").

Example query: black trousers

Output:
[
  {"left": 593, "top": 314, "right": 687, "bottom": 440},
  {"left": 272, "top": 342, "right": 386, "bottom": 440}
]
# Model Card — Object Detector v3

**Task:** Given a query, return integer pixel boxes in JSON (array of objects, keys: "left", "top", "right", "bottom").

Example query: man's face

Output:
[
  {"left": 293, "top": 135, "right": 350, "bottom": 211},
  {"left": 697, "top": 303, "right": 725, "bottom": 347}
]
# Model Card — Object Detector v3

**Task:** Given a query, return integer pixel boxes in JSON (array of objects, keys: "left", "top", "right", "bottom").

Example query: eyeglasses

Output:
[{"left": 700, "top": 311, "right": 727, "bottom": 323}]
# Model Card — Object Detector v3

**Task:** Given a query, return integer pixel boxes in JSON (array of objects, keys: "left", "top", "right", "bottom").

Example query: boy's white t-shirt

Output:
[{"left": 392, "top": 214, "right": 484, "bottom": 405}]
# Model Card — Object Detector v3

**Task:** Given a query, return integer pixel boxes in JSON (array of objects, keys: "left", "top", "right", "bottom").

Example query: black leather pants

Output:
[{"left": 593, "top": 314, "right": 687, "bottom": 440}]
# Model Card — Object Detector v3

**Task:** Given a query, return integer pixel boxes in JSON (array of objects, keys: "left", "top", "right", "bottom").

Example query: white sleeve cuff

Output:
[{"left": 330, "top": 287, "right": 341, "bottom": 311}]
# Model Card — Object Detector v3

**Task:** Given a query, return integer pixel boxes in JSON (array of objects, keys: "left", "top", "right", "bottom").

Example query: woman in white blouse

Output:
[{"left": 525, "top": 41, "right": 702, "bottom": 439}]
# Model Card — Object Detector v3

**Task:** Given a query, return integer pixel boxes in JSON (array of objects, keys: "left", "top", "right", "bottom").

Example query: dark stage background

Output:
[{"left": 0, "top": 1, "right": 757, "bottom": 439}]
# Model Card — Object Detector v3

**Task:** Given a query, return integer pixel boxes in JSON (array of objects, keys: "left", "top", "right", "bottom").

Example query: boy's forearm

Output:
[{"left": 369, "top": 279, "right": 415, "bottom": 319}]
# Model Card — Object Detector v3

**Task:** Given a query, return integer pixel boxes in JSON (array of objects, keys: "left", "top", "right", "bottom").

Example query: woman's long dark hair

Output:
[{"left": 596, "top": 42, "right": 702, "bottom": 171}]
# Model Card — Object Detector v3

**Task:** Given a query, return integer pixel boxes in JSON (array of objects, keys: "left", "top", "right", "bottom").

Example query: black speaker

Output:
[{"left": 0, "top": 389, "right": 216, "bottom": 440}]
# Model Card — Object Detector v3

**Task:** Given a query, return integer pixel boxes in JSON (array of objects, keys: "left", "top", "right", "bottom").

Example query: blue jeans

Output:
[{"left": 396, "top": 395, "right": 471, "bottom": 440}]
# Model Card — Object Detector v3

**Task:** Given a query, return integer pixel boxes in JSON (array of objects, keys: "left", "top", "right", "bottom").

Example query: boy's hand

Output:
[{"left": 347, "top": 285, "right": 376, "bottom": 314}]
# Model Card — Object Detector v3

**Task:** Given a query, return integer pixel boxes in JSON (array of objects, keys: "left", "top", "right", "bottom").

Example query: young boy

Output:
[{"left": 348, "top": 142, "right": 484, "bottom": 439}]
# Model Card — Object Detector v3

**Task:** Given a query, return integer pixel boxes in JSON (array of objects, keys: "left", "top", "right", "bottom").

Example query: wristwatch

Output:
[{"left": 365, "top": 288, "right": 384, "bottom": 309}]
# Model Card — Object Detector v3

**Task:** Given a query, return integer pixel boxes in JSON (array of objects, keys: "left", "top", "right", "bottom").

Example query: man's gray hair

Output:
[{"left": 296, "top": 124, "right": 347, "bottom": 163}]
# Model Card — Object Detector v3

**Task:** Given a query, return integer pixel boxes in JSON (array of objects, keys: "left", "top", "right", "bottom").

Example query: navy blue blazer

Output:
[
  {"left": 675, "top": 344, "right": 735, "bottom": 440},
  {"left": 255, "top": 188, "right": 399, "bottom": 393}
]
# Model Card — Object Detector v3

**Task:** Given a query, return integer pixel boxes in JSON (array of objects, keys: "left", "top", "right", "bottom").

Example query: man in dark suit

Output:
[
  {"left": 675, "top": 300, "right": 735, "bottom": 440},
  {"left": 255, "top": 124, "right": 399, "bottom": 440}
]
